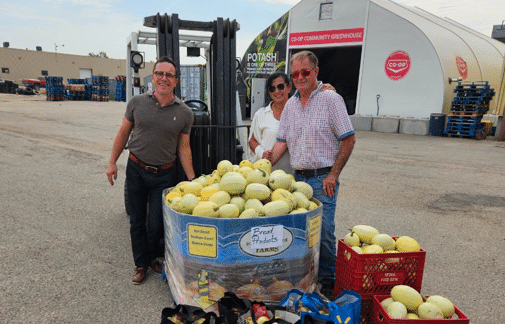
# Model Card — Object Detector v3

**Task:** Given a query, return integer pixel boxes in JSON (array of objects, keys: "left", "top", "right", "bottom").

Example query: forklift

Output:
[{"left": 124, "top": 13, "right": 249, "bottom": 215}]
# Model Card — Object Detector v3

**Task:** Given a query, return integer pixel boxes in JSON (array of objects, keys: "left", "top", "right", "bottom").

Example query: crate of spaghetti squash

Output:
[
  {"left": 162, "top": 160, "right": 324, "bottom": 312},
  {"left": 371, "top": 290, "right": 469, "bottom": 323},
  {"left": 335, "top": 225, "right": 426, "bottom": 298}
]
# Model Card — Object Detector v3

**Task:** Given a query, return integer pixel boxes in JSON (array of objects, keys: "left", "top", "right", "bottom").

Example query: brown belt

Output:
[
  {"left": 129, "top": 152, "right": 174, "bottom": 173},
  {"left": 295, "top": 167, "right": 332, "bottom": 178}
]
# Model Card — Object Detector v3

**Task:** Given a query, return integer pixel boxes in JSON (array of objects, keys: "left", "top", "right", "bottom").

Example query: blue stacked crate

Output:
[
  {"left": 114, "top": 75, "right": 126, "bottom": 102},
  {"left": 45, "top": 77, "right": 65, "bottom": 101},
  {"left": 67, "top": 79, "right": 87, "bottom": 101},
  {"left": 444, "top": 81, "right": 495, "bottom": 140},
  {"left": 92, "top": 76, "right": 109, "bottom": 102},
  {"left": 84, "top": 81, "right": 92, "bottom": 101}
]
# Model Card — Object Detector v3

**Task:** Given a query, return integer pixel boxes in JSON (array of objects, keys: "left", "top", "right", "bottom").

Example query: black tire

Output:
[
  {"left": 475, "top": 129, "right": 487, "bottom": 140},
  {"left": 184, "top": 99, "right": 208, "bottom": 112}
]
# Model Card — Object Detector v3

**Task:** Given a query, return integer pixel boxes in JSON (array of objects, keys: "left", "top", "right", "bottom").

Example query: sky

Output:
[{"left": 1, "top": 0, "right": 504, "bottom": 65}]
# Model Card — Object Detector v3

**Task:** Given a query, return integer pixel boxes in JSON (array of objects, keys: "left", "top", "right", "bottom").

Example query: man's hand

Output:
[
  {"left": 322, "top": 172, "right": 338, "bottom": 198},
  {"left": 107, "top": 163, "right": 118, "bottom": 186}
]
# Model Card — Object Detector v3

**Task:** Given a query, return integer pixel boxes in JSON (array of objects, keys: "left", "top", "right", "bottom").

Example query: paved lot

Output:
[{"left": 1, "top": 94, "right": 504, "bottom": 323}]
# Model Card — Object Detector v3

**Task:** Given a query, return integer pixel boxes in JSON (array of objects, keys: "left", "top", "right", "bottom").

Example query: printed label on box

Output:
[
  {"left": 374, "top": 271, "right": 406, "bottom": 285},
  {"left": 308, "top": 215, "right": 321, "bottom": 248},
  {"left": 250, "top": 225, "right": 284, "bottom": 250},
  {"left": 188, "top": 225, "right": 217, "bottom": 258},
  {"left": 239, "top": 226, "right": 293, "bottom": 257}
]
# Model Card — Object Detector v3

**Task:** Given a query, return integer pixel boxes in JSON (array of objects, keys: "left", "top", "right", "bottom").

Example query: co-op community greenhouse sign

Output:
[{"left": 289, "top": 28, "right": 364, "bottom": 47}]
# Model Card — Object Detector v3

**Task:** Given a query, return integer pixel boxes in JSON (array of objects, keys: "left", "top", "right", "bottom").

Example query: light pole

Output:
[
  {"left": 54, "top": 44, "right": 64, "bottom": 62},
  {"left": 54, "top": 43, "right": 64, "bottom": 53}
]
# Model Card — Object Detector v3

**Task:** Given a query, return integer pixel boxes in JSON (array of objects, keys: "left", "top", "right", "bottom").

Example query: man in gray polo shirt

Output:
[{"left": 107, "top": 56, "right": 196, "bottom": 284}]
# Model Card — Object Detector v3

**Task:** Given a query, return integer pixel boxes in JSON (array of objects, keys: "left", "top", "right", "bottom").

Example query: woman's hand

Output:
[
  {"left": 321, "top": 83, "right": 336, "bottom": 92},
  {"left": 262, "top": 150, "right": 273, "bottom": 161}
]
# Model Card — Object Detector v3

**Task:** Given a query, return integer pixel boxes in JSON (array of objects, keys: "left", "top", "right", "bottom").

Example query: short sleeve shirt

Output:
[
  {"left": 277, "top": 82, "right": 355, "bottom": 170},
  {"left": 125, "top": 91, "right": 193, "bottom": 166}
]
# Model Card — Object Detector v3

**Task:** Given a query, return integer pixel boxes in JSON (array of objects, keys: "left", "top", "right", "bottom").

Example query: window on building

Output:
[
  {"left": 41, "top": 70, "right": 48, "bottom": 76},
  {"left": 2, "top": 68, "right": 9, "bottom": 73},
  {"left": 319, "top": 2, "right": 333, "bottom": 21}
]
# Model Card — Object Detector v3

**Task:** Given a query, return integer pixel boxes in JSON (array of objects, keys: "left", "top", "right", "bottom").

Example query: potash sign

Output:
[
  {"left": 289, "top": 28, "right": 364, "bottom": 47},
  {"left": 385, "top": 50, "right": 411, "bottom": 81}
]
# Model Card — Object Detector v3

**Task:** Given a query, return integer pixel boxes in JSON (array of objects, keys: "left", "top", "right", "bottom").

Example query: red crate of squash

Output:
[
  {"left": 371, "top": 295, "right": 470, "bottom": 324},
  {"left": 334, "top": 238, "right": 426, "bottom": 298}
]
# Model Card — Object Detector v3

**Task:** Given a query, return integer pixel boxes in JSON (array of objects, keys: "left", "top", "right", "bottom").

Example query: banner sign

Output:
[
  {"left": 238, "top": 12, "right": 289, "bottom": 103},
  {"left": 456, "top": 56, "right": 468, "bottom": 79},
  {"left": 289, "top": 28, "right": 364, "bottom": 47}
]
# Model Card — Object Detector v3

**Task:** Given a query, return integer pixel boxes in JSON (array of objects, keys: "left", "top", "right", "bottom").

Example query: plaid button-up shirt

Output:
[{"left": 277, "top": 81, "right": 355, "bottom": 170}]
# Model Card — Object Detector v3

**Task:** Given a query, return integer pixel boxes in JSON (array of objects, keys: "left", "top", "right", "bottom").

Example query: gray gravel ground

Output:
[{"left": 1, "top": 94, "right": 504, "bottom": 323}]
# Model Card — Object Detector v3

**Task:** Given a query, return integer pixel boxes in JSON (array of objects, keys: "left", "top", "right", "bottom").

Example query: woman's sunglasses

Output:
[
  {"left": 268, "top": 83, "right": 286, "bottom": 93},
  {"left": 291, "top": 68, "right": 315, "bottom": 79}
]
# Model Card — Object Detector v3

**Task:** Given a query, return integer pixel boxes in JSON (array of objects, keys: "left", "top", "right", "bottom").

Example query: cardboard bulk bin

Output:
[{"left": 162, "top": 189, "right": 323, "bottom": 311}]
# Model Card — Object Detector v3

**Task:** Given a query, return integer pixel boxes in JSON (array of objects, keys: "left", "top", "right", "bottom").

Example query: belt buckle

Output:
[{"left": 145, "top": 166, "right": 158, "bottom": 173}]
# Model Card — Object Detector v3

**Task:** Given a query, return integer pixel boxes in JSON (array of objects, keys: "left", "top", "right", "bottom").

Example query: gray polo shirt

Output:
[{"left": 125, "top": 91, "right": 193, "bottom": 166}]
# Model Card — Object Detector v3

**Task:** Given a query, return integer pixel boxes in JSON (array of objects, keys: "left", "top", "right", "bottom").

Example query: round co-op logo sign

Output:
[{"left": 385, "top": 50, "right": 411, "bottom": 80}]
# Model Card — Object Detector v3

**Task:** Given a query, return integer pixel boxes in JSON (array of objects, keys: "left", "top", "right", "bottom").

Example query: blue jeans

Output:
[
  {"left": 126, "top": 158, "right": 176, "bottom": 269},
  {"left": 295, "top": 171, "right": 339, "bottom": 284}
]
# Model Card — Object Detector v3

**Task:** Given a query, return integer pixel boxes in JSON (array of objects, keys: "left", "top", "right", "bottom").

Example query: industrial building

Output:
[{"left": 239, "top": 0, "right": 505, "bottom": 120}]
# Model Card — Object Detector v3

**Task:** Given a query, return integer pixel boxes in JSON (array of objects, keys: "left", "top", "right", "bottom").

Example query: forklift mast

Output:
[{"left": 143, "top": 13, "right": 244, "bottom": 178}]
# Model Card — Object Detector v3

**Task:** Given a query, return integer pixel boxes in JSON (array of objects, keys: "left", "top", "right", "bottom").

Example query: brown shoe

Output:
[
  {"left": 132, "top": 267, "right": 147, "bottom": 285},
  {"left": 150, "top": 259, "right": 162, "bottom": 274}
]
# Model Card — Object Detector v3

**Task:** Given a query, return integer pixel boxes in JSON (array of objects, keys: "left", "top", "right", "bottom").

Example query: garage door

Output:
[{"left": 79, "top": 69, "right": 92, "bottom": 79}]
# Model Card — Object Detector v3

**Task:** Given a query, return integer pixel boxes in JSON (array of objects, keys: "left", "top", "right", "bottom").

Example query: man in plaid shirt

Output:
[{"left": 269, "top": 50, "right": 356, "bottom": 299}]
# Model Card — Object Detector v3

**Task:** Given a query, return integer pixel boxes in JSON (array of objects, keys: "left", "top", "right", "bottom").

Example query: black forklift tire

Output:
[
  {"left": 475, "top": 129, "right": 487, "bottom": 140},
  {"left": 184, "top": 99, "right": 208, "bottom": 112}
]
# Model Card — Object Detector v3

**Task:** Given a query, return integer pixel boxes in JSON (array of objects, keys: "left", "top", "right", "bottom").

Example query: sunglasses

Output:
[
  {"left": 291, "top": 68, "right": 315, "bottom": 79},
  {"left": 153, "top": 71, "right": 177, "bottom": 79},
  {"left": 268, "top": 83, "right": 286, "bottom": 93}
]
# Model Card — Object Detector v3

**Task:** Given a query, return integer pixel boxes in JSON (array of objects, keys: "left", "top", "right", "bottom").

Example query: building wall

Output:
[
  {"left": 357, "top": 2, "right": 444, "bottom": 118},
  {"left": 0, "top": 47, "right": 154, "bottom": 85},
  {"left": 289, "top": 0, "right": 368, "bottom": 35},
  {"left": 399, "top": 5, "right": 505, "bottom": 116}
]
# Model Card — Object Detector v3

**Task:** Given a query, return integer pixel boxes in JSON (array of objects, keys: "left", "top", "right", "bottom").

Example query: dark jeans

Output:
[{"left": 126, "top": 158, "right": 176, "bottom": 269}]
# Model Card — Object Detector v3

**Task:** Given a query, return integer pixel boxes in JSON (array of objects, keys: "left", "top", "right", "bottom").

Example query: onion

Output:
[
  {"left": 266, "top": 277, "right": 293, "bottom": 301},
  {"left": 236, "top": 279, "right": 266, "bottom": 299}
]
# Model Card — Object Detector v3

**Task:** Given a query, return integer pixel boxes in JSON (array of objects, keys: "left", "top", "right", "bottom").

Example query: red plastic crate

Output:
[
  {"left": 334, "top": 238, "right": 426, "bottom": 297},
  {"left": 371, "top": 295, "right": 470, "bottom": 324}
]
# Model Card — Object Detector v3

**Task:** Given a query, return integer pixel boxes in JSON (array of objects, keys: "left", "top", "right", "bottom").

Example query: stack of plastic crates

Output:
[
  {"left": 92, "top": 76, "right": 109, "bottom": 102},
  {"left": 443, "top": 81, "right": 495, "bottom": 140},
  {"left": 66, "top": 79, "right": 87, "bottom": 101},
  {"left": 45, "top": 77, "right": 65, "bottom": 101},
  {"left": 114, "top": 75, "right": 126, "bottom": 102}
]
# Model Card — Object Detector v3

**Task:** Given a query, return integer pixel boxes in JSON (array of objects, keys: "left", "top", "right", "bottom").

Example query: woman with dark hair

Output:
[{"left": 248, "top": 72, "right": 294, "bottom": 173}]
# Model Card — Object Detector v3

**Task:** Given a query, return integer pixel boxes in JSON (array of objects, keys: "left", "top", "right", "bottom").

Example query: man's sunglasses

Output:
[
  {"left": 268, "top": 83, "right": 286, "bottom": 93},
  {"left": 291, "top": 68, "right": 315, "bottom": 79},
  {"left": 153, "top": 71, "right": 177, "bottom": 79}
]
